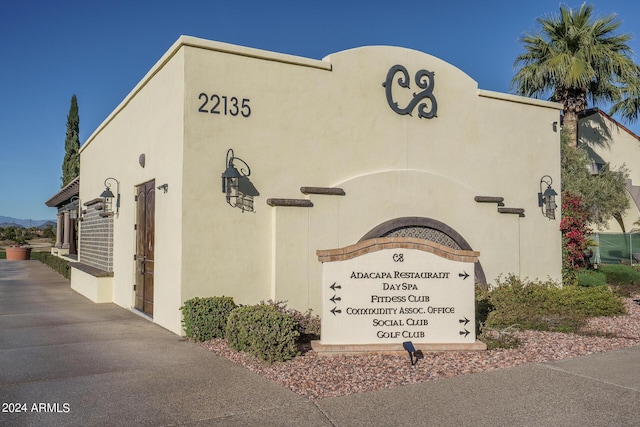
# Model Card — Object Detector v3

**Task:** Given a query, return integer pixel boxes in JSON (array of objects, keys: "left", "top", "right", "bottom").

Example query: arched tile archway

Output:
[{"left": 359, "top": 216, "right": 487, "bottom": 285}]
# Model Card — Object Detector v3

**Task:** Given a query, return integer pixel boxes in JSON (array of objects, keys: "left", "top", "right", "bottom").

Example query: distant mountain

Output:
[{"left": 0, "top": 216, "right": 56, "bottom": 229}]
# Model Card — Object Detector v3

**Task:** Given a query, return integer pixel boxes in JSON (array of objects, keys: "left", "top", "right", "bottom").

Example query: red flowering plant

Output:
[{"left": 559, "top": 192, "right": 591, "bottom": 284}]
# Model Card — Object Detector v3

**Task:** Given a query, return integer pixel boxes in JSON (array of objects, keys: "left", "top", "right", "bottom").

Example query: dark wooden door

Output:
[{"left": 135, "top": 180, "right": 155, "bottom": 316}]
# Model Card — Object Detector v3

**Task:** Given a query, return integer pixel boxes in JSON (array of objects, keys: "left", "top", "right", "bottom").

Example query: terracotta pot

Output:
[{"left": 5, "top": 246, "right": 32, "bottom": 260}]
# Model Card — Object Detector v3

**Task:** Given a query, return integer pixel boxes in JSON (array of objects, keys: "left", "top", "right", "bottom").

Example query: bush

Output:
[
  {"left": 180, "top": 296, "right": 237, "bottom": 341},
  {"left": 599, "top": 264, "right": 640, "bottom": 286},
  {"left": 576, "top": 269, "right": 607, "bottom": 287},
  {"left": 225, "top": 304, "right": 299, "bottom": 363},
  {"left": 568, "top": 286, "right": 626, "bottom": 318},
  {"left": 38, "top": 253, "right": 71, "bottom": 279},
  {"left": 262, "top": 300, "right": 321, "bottom": 343},
  {"left": 475, "top": 286, "right": 493, "bottom": 336},
  {"left": 485, "top": 275, "right": 625, "bottom": 332}
]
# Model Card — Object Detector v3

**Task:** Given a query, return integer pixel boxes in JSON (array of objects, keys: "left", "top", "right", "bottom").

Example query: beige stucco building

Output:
[
  {"left": 72, "top": 36, "right": 562, "bottom": 335},
  {"left": 579, "top": 109, "right": 640, "bottom": 232}
]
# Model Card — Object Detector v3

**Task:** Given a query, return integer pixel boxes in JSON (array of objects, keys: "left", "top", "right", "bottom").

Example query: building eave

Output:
[{"left": 45, "top": 176, "right": 80, "bottom": 208}]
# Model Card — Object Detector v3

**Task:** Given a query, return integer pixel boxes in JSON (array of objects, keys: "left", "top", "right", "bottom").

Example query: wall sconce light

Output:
[
  {"left": 157, "top": 183, "right": 168, "bottom": 193},
  {"left": 221, "top": 148, "right": 253, "bottom": 212},
  {"left": 68, "top": 196, "right": 80, "bottom": 220},
  {"left": 100, "top": 177, "right": 121, "bottom": 217},
  {"left": 538, "top": 175, "right": 558, "bottom": 220}
]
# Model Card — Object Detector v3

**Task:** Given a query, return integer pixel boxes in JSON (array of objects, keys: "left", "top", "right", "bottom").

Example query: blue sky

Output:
[{"left": 1, "top": 1, "right": 639, "bottom": 220}]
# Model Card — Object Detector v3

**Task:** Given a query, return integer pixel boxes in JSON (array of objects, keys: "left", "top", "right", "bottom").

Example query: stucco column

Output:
[
  {"left": 55, "top": 212, "right": 63, "bottom": 249},
  {"left": 62, "top": 210, "right": 71, "bottom": 249},
  {"left": 69, "top": 218, "right": 77, "bottom": 255}
]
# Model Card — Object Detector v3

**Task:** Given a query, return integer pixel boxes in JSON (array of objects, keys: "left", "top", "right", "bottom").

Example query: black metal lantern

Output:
[
  {"left": 221, "top": 149, "right": 252, "bottom": 212},
  {"left": 100, "top": 177, "right": 121, "bottom": 216},
  {"left": 68, "top": 196, "right": 80, "bottom": 220},
  {"left": 538, "top": 175, "right": 558, "bottom": 220}
]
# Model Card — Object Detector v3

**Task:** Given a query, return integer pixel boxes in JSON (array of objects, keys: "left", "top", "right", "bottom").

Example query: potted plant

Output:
[{"left": 5, "top": 244, "right": 32, "bottom": 260}]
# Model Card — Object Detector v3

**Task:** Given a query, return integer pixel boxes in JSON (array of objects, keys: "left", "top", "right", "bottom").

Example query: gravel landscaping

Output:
[{"left": 199, "top": 296, "right": 640, "bottom": 401}]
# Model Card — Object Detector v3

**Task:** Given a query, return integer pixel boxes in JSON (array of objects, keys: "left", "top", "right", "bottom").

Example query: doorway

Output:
[{"left": 135, "top": 180, "right": 155, "bottom": 316}]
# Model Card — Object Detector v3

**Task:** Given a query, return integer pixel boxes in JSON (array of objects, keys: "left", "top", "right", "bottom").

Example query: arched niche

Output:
[{"left": 359, "top": 216, "right": 487, "bottom": 286}]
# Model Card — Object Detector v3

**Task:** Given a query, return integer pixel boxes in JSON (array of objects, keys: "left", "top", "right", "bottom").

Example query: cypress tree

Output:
[{"left": 62, "top": 94, "right": 80, "bottom": 186}]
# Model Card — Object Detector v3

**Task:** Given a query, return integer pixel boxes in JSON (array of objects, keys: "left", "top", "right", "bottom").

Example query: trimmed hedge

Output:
[
  {"left": 225, "top": 304, "right": 299, "bottom": 363},
  {"left": 598, "top": 264, "right": 640, "bottom": 286},
  {"left": 180, "top": 296, "right": 237, "bottom": 341},
  {"left": 38, "top": 253, "right": 71, "bottom": 279}
]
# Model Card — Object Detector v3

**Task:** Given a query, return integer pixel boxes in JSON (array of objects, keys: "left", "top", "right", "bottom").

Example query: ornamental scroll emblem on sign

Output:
[{"left": 382, "top": 64, "right": 437, "bottom": 119}]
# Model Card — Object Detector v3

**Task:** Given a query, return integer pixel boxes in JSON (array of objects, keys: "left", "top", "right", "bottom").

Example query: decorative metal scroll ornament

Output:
[{"left": 382, "top": 64, "right": 437, "bottom": 119}]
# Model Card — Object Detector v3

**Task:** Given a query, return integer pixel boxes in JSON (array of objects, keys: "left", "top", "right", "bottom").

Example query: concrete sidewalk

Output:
[{"left": 1, "top": 260, "right": 638, "bottom": 426}]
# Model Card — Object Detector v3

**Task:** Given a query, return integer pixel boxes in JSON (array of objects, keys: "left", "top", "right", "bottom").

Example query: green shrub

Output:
[
  {"left": 475, "top": 286, "right": 494, "bottom": 336},
  {"left": 262, "top": 300, "right": 321, "bottom": 343},
  {"left": 180, "top": 296, "right": 237, "bottom": 341},
  {"left": 619, "top": 265, "right": 640, "bottom": 296},
  {"left": 486, "top": 275, "right": 625, "bottom": 332},
  {"left": 568, "top": 285, "right": 627, "bottom": 317},
  {"left": 599, "top": 264, "right": 640, "bottom": 286},
  {"left": 38, "top": 253, "right": 71, "bottom": 279},
  {"left": 225, "top": 304, "right": 299, "bottom": 363},
  {"left": 576, "top": 269, "right": 607, "bottom": 287}
]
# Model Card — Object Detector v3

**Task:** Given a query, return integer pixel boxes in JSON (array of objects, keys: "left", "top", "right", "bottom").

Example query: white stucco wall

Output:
[{"left": 77, "top": 45, "right": 186, "bottom": 333}]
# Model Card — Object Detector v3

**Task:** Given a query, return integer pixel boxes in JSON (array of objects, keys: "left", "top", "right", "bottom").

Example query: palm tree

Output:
[
  {"left": 610, "top": 79, "right": 640, "bottom": 123},
  {"left": 511, "top": 3, "right": 640, "bottom": 147}
]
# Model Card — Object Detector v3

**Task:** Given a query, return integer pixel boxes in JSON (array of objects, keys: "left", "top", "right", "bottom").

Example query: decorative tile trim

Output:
[
  {"left": 357, "top": 216, "right": 487, "bottom": 286},
  {"left": 317, "top": 237, "right": 480, "bottom": 263},
  {"left": 78, "top": 204, "right": 114, "bottom": 272}
]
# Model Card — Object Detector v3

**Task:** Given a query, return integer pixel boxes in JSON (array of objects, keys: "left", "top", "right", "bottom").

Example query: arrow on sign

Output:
[
  {"left": 459, "top": 271, "right": 469, "bottom": 280},
  {"left": 459, "top": 329, "right": 470, "bottom": 338},
  {"left": 330, "top": 295, "right": 342, "bottom": 304},
  {"left": 331, "top": 307, "right": 342, "bottom": 316},
  {"left": 459, "top": 317, "right": 470, "bottom": 326},
  {"left": 330, "top": 282, "right": 342, "bottom": 291}
]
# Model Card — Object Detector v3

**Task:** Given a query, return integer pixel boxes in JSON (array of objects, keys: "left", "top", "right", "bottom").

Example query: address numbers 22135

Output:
[{"left": 198, "top": 93, "right": 251, "bottom": 117}]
